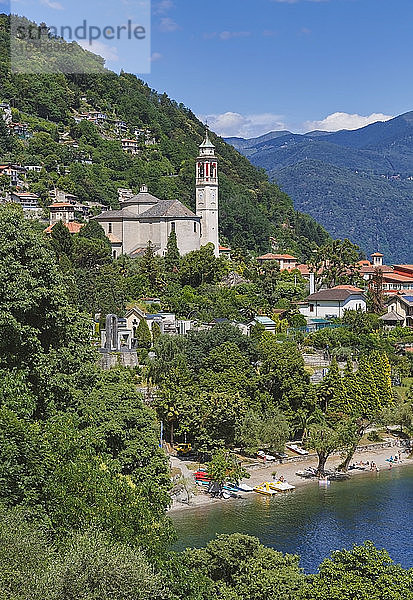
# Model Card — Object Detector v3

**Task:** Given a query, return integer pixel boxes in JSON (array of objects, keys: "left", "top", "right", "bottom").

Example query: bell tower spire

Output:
[{"left": 196, "top": 129, "right": 219, "bottom": 256}]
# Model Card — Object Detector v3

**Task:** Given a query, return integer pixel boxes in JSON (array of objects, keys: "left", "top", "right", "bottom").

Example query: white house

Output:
[{"left": 299, "top": 285, "right": 367, "bottom": 319}]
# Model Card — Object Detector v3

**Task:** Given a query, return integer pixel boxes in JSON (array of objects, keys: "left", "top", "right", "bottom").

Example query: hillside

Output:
[
  {"left": 0, "top": 14, "right": 329, "bottom": 259},
  {"left": 226, "top": 113, "right": 413, "bottom": 262}
]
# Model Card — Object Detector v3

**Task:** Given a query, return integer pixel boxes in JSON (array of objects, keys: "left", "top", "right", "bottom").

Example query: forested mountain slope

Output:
[
  {"left": 227, "top": 113, "right": 413, "bottom": 262},
  {"left": 0, "top": 14, "right": 329, "bottom": 258}
]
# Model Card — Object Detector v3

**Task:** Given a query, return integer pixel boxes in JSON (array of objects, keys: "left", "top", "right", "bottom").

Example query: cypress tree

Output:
[
  {"left": 151, "top": 321, "right": 162, "bottom": 345},
  {"left": 136, "top": 318, "right": 152, "bottom": 350},
  {"left": 165, "top": 231, "right": 180, "bottom": 272},
  {"left": 51, "top": 220, "right": 73, "bottom": 258},
  {"left": 318, "top": 357, "right": 342, "bottom": 412}
]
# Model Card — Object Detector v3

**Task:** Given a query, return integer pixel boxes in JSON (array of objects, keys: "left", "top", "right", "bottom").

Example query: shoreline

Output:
[{"left": 168, "top": 446, "right": 413, "bottom": 513}]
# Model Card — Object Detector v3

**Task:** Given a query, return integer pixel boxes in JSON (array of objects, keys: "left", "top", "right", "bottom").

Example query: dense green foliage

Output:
[
  {"left": 0, "top": 15, "right": 413, "bottom": 600},
  {"left": 0, "top": 152, "right": 411, "bottom": 600}
]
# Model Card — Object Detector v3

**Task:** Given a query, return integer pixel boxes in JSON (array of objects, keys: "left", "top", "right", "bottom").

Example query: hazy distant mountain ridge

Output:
[{"left": 226, "top": 112, "right": 413, "bottom": 262}]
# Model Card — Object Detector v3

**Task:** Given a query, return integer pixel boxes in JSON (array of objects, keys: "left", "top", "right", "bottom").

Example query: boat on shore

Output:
[
  {"left": 253, "top": 482, "right": 278, "bottom": 496},
  {"left": 269, "top": 480, "right": 295, "bottom": 492},
  {"left": 287, "top": 443, "right": 309, "bottom": 456}
]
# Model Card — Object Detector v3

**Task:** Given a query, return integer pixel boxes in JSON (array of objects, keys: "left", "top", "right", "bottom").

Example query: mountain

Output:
[
  {"left": 0, "top": 14, "right": 329, "bottom": 260},
  {"left": 226, "top": 113, "right": 413, "bottom": 263}
]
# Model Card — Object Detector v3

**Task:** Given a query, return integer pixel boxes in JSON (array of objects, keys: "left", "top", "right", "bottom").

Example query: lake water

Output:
[{"left": 171, "top": 465, "right": 413, "bottom": 573}]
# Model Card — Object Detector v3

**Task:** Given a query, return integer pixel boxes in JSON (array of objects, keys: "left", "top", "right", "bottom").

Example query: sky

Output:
[{"left": 4, "top": 0, "right": 413, "bottom": 137}]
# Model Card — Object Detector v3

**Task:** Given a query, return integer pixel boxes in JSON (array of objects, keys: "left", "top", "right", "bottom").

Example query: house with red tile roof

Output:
[{"left": 257, "top": 253, "right": 298, "bottom": 271}]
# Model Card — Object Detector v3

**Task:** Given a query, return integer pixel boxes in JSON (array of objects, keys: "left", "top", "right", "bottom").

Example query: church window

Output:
[
  {"left": 113, "top": 250, "right": 117, "bottom": 259},
  {"left": 108, "top": 223, "right": 112, "bottom": 233},
  {"left": 309, "top": 304, "right": 314, "bottom": 313},
  {"left": 194, "top": 222, "right": 197, "bottom": 233},
  {"left": 171, "top": 222, "right": 176, "bottom": 233}
]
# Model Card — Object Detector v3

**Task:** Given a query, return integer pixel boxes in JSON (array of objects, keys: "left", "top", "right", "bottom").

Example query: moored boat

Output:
[
  {"left": 269, "top": 480, "right": 295, "bottom": 492},
  {"left": 253, "top": 482, "right": 278, "bottom": 496}
]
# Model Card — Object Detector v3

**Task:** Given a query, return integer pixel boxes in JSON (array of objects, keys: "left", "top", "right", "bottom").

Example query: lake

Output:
[{"left": 171, "top": 465, "right": 413, "bottom": 573}]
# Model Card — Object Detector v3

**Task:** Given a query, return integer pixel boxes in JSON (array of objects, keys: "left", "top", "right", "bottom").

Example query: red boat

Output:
[{"left": 194, "top": 469, "right": 211, "bottom": 481}]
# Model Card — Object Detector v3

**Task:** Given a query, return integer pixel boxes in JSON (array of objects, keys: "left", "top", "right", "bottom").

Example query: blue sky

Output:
[{"left": 4, "top": 0, "right": 413, "bottom": 136}]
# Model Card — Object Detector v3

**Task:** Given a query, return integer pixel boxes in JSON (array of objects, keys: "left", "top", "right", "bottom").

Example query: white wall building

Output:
[{"left": 299, "top": 285, "right": 367, "bottom": 319}]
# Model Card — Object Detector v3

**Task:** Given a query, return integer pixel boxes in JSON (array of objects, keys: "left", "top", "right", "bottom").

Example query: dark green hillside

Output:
[
  {"left": 274, "top": 159, "right": 413, "bottom": 262},
  {"left": 0, "top": 14, "right": 329, "bottom": 258},
  {"left": 227, "top": 112, "right": 413, "bottom": 262}
]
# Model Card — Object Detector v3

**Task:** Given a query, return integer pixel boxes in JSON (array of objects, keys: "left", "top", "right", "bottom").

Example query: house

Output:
[
  {"left": 250, "top": 315, "right": 277, "bottom": 334},
  {"left": 257, "top": 253, "right": 298, "bottom": 271},
  {"left": 9, "top": 191, "right": 41, "bottom": 216},
  {"left": 45, "top": 222, "right": 84, "bottom": 235},
  {"left": 358, "top": 252, "right": 413, "bottom": 294},
  {"left": 219, "top": 245, "right": 231, "bottom": 259},
  {"left": 121, "top": 139, "right": 140, "bottom": 155},
  {"left": 0, "top": 102, "right": 12, "bottom": 125},
  {"left": 115, "top": 120, "right": 128, "bottom": 135},
  {"left": 0, "top": 165, "right": 27, "bottom": 187},
  {"left": 381, "top": 295, "right": 413, "bottom": 328},
  {"left": 49, "top": 202, "right": 75, "bottom": 224},
  {"left": 299, "top": 285, "right": 367, "bottom": 319},
  {"left": 9, "top": 122, "right": 30, "bottom": 139}
]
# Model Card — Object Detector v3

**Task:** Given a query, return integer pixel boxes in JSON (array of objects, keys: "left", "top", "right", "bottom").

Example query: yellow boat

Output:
[
  {"left": 253, "top": 482, "right": 278, "bottom": 496},
  {"left": 268, "top": 480, "right": 295, "bottom": 492}
]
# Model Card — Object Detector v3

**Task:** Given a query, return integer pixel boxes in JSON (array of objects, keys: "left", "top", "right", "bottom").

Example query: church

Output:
[{"left": 94, "top": 131, "right": 220, "bottom": 258}]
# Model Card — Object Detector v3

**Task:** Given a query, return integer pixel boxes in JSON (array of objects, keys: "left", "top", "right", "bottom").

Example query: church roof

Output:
[
  {"left": 139, "top": 199, "right": 199, "bottom": 219},
  {"left": 123, "top": 189, "right": 160, "bottom": 206},
  {"left": 94, "top": 209, "right": 136, "bottom": 220}
]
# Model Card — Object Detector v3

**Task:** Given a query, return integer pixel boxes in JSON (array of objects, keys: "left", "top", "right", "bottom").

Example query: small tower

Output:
[
  {"left": 196, "top": 130, "right": 219, "bottom": 256},
  {"left": 371, "top": 252, "right": 384, "bottom": 267}
]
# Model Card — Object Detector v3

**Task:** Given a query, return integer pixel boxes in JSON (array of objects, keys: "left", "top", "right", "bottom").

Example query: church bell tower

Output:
[{"left": 196, "top": 130, "right": 219, "bottom": 256}]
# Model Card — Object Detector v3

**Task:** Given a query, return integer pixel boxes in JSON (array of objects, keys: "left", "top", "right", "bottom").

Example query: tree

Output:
[
  {"left": 307, "top": 423, "right": 344, "bottom": 476},
  {"left": 304, "top": 541, "right": 413, "bottom": 600},
  {"left": 139, "top": 242, "right": 165, "bottom": 292},
  {"left": 332, "top": 353, "right": 393, "bottom": 471},
  {"left": 165, "top": 230, "right": 180, "bottom": 272},
  {"left": 78, "top": 219, "right": 111, "bottom": 245},
  {"left": 368, "top": 267, "right": 386, "bottom": 314},
  {"left": 72, "top": 236, "right": 111, "bottom": 269},
  {"left": 207, "top": 450, "right": 247, "bottom": 496},
  {"left": 152, "top": 321, "right": 162, "bottom": 345},
  {"left": 179, "top": 244, "right": 227, "bottom": 287},
  {"left": 310, "top": 239, "right": 362, "bottom": 289},
  {"left": 39, "top": 529, "right": 166, "bottom": 600},
  {"left": 136, "top": 318, "right": 152, "bottom": 350},
  {"left": 183, "top": 534, "right": 305, "bottom": 600},
  {"left": 0, "top": 204, "right": 97, "bottom": 416},
  {"left": 318, "top": 357, "right": 342, "bottom": 412},
  {"left": 50, "top": 219, "right": 73, "bottom": 257}
]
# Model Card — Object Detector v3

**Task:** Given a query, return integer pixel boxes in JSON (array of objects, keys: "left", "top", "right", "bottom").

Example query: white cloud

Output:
[
  {"left": 303, "top": 111, "right": 394, "bottom": 132},
  {"left": 159, "top": 17, "right": 179, "bottom": 32},
  {"left": 219, "top": 31, "right": 251, "bottom": 40},
  {"left": 199, "top": 111, "right": 287, "bottom": 138},
  {"left": 151, "top": 51, "right": 163, "bottom": 62},
  {"left": 78, "top": 40, "right": 119, "bottom": 63},
  {"left": 204, "top": 31, "right": 252, "bottom": 41},
  {"left": 154, "top": 0, "right": 173, "bottom": 15},
  {"left": 40, "top": 0, "right": 64, "bottom": 9}
]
